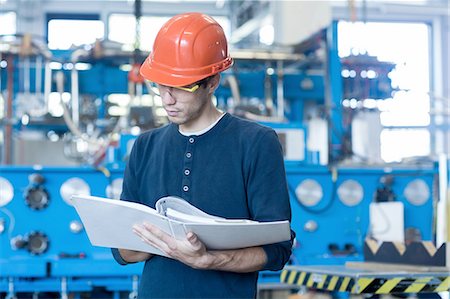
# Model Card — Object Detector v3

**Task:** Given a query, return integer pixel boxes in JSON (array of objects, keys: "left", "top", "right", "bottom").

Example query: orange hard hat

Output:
[{"left": 140, "top": 12, "right": 233, "bottom": 87}]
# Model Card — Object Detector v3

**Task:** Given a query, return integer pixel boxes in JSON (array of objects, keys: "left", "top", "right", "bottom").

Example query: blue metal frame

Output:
[{"left": 326, "top": 21, "right": 345, "bottom": 163}]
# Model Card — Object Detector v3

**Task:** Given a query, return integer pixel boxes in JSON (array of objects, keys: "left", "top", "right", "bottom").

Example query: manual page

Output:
[{"left": 71, "top": 195, "right": 291, "bottom": 257}]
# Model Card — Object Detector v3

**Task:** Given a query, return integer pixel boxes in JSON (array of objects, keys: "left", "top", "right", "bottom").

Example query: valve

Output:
[
  {"left": 24, "top": 173, "right": 50, "bottom": 210},
  {"left": 11, "top": 231, "right": 50, "bottom": 255},
  {"left": 27, "top": 231, "right": 50, "bottom": 255},
  {"left": 374, "top": 175, "right": 396, "bottom": 202}
]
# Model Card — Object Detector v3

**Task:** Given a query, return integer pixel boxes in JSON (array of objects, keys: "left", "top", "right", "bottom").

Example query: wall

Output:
[{"left": 272, "top": 1, "right": 332, "bottom": 46}]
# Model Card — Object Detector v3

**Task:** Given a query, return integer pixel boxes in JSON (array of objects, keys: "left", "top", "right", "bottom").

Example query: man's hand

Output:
[
  {"left": 133, "top": 222, "right": 212, "bottom": 269},
  {"left": 133, "top": 222, "right": 268, "bottom": 272}
]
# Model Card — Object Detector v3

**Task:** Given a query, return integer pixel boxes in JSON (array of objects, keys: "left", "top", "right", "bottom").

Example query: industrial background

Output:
[{"left": 0, "top": 0, "right": 449, "bottom": 298}]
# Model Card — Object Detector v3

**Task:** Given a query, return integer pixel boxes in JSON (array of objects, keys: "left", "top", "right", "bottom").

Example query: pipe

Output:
[
  {"left": 0, "top": 52, "right": 3, "bottom": 164},
  {"left": 23, "top": 56, "right": 30, "bottom": 95},
  {"left": 69, "top": 48, "right": 91, "bottom": 127},
  {"left": 35, "top": 56, "right": 42, "bottom": 96},
  {"left": 70, "top": 68, "right": 79, "bottom": 127},
  {"left": 44, "top": 61, "right": 51, "bottom": 112},
  {"left": 56, "top": 71, "right": 100, "bottom": 146},
  {"left": 225, "top": 75, "right": 241, "bottom": 106},
  {"left": 34, "top": 55, "right": 48, "bottom": 116},
  {"left": 225, "top": 74, "right": 285, "bottom": 123},
  {"left": 437, "top": 153, "right": 448, "bottom": 244},
  {"left": 0, "top": 51, "right": 2, "bottom": 103},
  {"left": 264, "top": 62, "right": 274, "bottom": 116},
  {"left": 5, "top": 55, "right": 14, "bottom": 164},
  {"left": 57, "top": 70, "right": 126, "bottom": 165},
  {"left": 276, "top": 60, "right": 285, "bottom": 119}
]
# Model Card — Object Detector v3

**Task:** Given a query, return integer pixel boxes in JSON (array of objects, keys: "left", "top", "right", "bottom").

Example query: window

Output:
[
  {"left": 338, "top": 21, "right": 431, "bottom": 162},
  {"left": 108, "top": 14, "right": 230, "bottom": 52},
  {"left": 108, "top": 14, "right": 171, "bottom": 51},
  {"left": 47, "top": 15, "right": 104, "bottom": 50},
  {"left": 0, "top": 12, "right": 16, "bottom": 121},
  {"left": 0, "top": 11, "right": 16, "bottom": 35}
]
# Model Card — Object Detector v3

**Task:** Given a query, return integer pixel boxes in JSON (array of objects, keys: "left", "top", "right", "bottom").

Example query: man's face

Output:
[
  {"left": 157, "top": 77, "right": 217, "bottom": 129},
  {"left": 158, "top": 74, "right": 220, "bottom": 130}
]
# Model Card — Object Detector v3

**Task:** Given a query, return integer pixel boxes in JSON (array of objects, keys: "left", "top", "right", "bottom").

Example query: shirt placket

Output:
[{"left": 181, "top": 136, "right": 195, "bottom": 201}]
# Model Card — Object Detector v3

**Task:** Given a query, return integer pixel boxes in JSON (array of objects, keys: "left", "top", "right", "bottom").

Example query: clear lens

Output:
[
  {"left": 147, "top": 81, "right": 161, "bottom": 96},
  {"left": 149, "top": 82, "right": 200, "bottom": 97}
]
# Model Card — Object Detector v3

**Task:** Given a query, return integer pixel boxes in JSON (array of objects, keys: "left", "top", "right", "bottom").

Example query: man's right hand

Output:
[{"left": 118, "top": 248, "right": 152, "bottom": 263}]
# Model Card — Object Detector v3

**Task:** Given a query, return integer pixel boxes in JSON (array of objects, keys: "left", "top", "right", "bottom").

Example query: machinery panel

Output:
[
  {"left": 0, "top": 166, "right": 142, "bottom": 294},
  {"left": 286, "top": 165, "right": 437, "bottom": 266}
]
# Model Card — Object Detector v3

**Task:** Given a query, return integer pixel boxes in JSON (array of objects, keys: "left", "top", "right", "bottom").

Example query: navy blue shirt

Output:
[{"left": 112, "top": 113, "right": 294, "bottom": 298}]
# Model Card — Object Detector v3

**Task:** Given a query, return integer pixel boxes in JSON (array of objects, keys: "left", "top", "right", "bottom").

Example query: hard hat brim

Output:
[{"left": 140, "top": 56, "right": 233, "bottom": 87}]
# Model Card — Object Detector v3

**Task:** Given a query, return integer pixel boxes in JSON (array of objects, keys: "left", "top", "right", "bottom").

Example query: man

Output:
[{"left": 112, "top": 12, "right": 294, "bottom": 299}]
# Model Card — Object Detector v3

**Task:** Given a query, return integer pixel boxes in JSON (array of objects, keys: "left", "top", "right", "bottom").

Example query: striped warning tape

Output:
[{"left": 280, "top": 269, "right": 450, "bottom": 294}]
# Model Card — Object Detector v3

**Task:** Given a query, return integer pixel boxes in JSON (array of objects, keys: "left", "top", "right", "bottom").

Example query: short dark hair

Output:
[{"left": 196, "top": 76, "right": 214, "bottom": 87}]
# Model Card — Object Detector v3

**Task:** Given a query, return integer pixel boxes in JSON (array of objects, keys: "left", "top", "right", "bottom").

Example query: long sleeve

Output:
[
  {"left": 111, "top": 135, "right": 143, "bottom": 265},
  {"left": 246, "top": 130, "right": 295, "bottom": 271}
]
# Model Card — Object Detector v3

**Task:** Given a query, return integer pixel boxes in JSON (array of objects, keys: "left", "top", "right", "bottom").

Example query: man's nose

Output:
[{"left": 161, "top": 90, "right": 176, "bottom": 105}]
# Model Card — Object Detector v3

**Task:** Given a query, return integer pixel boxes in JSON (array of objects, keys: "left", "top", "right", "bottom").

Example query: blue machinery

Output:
[
  {"left": 0, "top": 22, "right": 444, "bottom": 297},
  {"left": 0, "top": 167, "right": 142, "bottom": 298}
]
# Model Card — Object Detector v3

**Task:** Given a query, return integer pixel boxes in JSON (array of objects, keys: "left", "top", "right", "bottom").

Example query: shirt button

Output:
[
  {"left": 186, "top": 152, "right": 192, "bottom": 158},
  {"left": 183, "top": 186, "right": 189, "bottom": 192},
  {"left": 189, "top": 137, "right": 195, "bottom": 143},
  {"left": 184, "top": 169, "right": 190, "bottom": 176}
]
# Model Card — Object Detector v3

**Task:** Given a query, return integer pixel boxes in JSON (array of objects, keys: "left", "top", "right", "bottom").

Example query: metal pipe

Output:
[
  {"left": 68, "top": 48, "right": 91, "bottom": 129},
  {"left": 71, "top": 68, "right": 79, "bottom": 127},
  {"left": 437, "top": 153, "right": 449, "bottom": 244},
  {"left": 60, "top": 277, "right": 68, "bottom": 299},
  {"left": 136, "top": 82, "right": 143, "bottom": 98},
  {"left": 57, "top": 71, "right": 85, "bottom": 141},
  {"left": 225, "top": 75, "right": 241, "bottom": 106},
  {"left": 129, "top": 275, "right": 139, "bottom": 299},
  {"left": 23, "top": 57, "right": 30, "bottom": 95},
  {"left": 5, "top": 55, "right": 14, "bottom": 164},
  {"left": 231, "top": 50, "right": 304, "bottom": 61},
  {"left": 6, "top": 277, "right": 15, "bottom": 299},
  {"left": 44, "top": 61, "right": 51, "bottom": 112},
  {"left": 0, "top": 52, "right": 2, "bottom": 98},
  {"left": 35, "top": 56, "right": 42, "bottom": 96},
  {"left": 276, "top": 60, "right": 285, "bottom": 119},
  {"left": 264, "top": 62, "right": 273, "bottom": 116}
]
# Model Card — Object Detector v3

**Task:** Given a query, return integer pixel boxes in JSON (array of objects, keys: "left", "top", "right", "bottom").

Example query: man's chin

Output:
[{"left": 167, "top": 115, "right": 184, "bottom": 124}]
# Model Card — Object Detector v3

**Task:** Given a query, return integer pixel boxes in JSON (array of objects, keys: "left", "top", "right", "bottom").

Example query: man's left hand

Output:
[{"left": 133, "top": 222, "right": 212, "bottom": 269}]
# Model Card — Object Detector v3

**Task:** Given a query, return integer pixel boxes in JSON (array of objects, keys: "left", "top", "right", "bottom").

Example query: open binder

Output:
[{"left": 71, "top": 195, "right": 291, "bottom": 257}]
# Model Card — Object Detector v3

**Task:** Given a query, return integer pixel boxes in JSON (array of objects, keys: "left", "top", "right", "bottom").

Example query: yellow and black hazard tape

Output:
[{"left": 280, "top": 269, "right": 450, "bottom": 294}]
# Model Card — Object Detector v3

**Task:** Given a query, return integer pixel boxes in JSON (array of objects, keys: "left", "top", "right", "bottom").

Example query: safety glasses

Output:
[
  {"left": 172, "top": 84, "right": 200, "bottom": 93},
  {"left": 148, "top": 81, "right": 200, "bottom": 96}
]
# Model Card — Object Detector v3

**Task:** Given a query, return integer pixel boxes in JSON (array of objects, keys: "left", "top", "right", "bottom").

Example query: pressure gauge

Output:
[
  {"left": 337, "top": 179, "right": 364, "bottom": 206},
  {"left": 60, "top": 177, "right": 91, "bottom": 206},
  {"left": 295, "top": 179, "right": 323, "bottom": 207},
  {"left": 0, "top": 177, "right": 14, "bottom": 207},
  {"left": 404, "top": 179, "right": 430, "bottom": 206}
]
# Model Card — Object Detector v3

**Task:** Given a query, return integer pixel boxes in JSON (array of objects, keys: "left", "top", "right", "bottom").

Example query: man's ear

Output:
[{"left": 208, "top": 74, "right": 221, "bottom": 93}]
